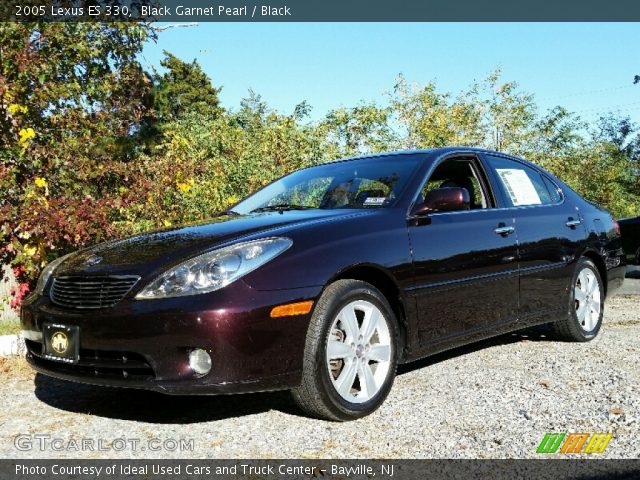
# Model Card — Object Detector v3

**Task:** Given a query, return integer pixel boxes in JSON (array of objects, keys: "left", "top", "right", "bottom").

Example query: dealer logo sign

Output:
[
  {"left": 50, "top": 331, "right": 68, "bottom": 354},
  {"left": 537, "top": 432, "right": 613, "bottom": 454}
]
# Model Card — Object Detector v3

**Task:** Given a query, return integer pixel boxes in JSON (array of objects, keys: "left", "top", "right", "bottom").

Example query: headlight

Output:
[
  {"left": 136, "top": 237, "right": 292, "bottom": 299},
  {"left": 35, "top": 253, "right": 73, "bottom": 295}
]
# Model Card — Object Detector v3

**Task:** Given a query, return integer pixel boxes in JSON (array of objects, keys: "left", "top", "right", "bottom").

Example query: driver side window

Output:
[{"left": 420, "top": 157, "right": 492, "bottom": 210}]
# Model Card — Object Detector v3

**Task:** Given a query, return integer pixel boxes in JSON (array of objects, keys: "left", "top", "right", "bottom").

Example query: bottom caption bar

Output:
[{"left": 3, "top": 459, "right": 640, "bottom": 480}]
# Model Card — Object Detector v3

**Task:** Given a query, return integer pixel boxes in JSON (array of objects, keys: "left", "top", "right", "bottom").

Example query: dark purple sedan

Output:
[{"left": 21, "top": 148, "right": 625, "bottom": 420}]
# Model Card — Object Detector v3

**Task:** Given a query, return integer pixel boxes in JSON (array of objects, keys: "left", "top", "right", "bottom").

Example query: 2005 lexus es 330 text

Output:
[{"left": 21, "top": 148, "right": 625, "bottom": 420}]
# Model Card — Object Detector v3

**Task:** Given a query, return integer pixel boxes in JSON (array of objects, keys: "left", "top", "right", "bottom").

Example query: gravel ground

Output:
[{"left": 1, "top": 295, "right": 638, "bottom": 459}]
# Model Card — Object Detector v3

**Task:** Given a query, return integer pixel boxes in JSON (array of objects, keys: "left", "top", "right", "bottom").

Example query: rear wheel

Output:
[
  {"left": 552, "top": 258, "right": 604, "bottom": 341},
  {"left": 291, "top": 279, "right": 398, "bottom": 421}
]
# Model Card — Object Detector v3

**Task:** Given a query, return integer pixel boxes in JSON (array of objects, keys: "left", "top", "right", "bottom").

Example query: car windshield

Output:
[{"left": 231, "top": 156, "right": 421, "bottom": 214}]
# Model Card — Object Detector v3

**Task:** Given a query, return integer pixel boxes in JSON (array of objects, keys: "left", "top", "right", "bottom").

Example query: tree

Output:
[
  {"left": 391, "top": 75, "right": 484, "bottom": 149},
  {"left": 525, "top": 107, "right": 584, "bottom": 164},
  {"left": 0, "top": 23, "right": 155, "bottom": 299},
  {"left": 318, "top": 104, "right": 396, "bottom": 158},
  {"left": 389, "top": 71, "right": 537, "bottom": 153},
  {"left": 475, "top": 70, "right": 536, "bottom": 153},
  {"left": 153, "top": 51, "right": 222, "bottom": 124},
  {"left": 124, "top": 92, "right": 324, "bottom": 230}
]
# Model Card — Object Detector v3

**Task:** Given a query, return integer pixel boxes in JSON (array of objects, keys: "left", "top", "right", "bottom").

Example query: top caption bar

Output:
[{"left": 3, "top": 0, "right": 640, "bottom": 22}]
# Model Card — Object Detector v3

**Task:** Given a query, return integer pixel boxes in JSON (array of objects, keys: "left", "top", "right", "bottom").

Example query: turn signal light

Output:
[{"left": 270, "top": 300, "right": 314, "bottom": 318}]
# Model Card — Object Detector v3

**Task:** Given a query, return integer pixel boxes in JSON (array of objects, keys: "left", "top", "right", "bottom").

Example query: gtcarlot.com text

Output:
[{"left": 14, "top": 434, "right": 194, "bottom": 452}]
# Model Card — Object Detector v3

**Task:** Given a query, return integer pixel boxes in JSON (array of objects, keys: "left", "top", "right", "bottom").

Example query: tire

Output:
[
  {"left": 291, "top": 279, "right": 399, "bottom": 421},
  {"left": 551, "top": 258, "right": 604, "bottom": 342}
]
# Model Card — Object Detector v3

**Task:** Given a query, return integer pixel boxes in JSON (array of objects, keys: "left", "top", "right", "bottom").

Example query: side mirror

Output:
[{"left": 412, "top": 187, "right": 470, "bottom": 216}]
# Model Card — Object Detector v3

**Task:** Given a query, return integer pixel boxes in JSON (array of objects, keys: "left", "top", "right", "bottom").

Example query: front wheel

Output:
[
  {"left": 552, "top": 258, "right": 604, "bottom": 342},
  {"left": 291, "top": 279, "right": 398, "bottom": 421}
]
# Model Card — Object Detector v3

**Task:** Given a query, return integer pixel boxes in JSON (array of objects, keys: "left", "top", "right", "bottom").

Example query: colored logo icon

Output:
[{"left": 537, "top": 432, "right": 613, "bottom": 454}]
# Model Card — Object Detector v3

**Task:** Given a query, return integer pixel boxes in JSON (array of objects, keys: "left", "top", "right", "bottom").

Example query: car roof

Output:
[{"left": 322, "top": 147, "right": 526, "bottom": 165}]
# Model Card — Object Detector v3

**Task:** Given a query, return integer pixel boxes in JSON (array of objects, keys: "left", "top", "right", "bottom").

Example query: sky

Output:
[{"left": 141, "top": 23, "right": 640, "bottom": 124}]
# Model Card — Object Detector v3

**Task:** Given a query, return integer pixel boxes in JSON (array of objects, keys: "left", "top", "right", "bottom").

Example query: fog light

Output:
[{"left": 189, "top": 349, "right": 212, "bottom": 375}]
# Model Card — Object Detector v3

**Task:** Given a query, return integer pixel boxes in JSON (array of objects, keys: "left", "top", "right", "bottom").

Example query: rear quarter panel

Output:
[{"left": 570, "top": 194, "right": 626, "bottom": 296}]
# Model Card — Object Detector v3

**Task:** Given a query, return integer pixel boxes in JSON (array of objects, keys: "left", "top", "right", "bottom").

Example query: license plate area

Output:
[{"left": 43, "top": 323, "right": 79, "bottom": 364}]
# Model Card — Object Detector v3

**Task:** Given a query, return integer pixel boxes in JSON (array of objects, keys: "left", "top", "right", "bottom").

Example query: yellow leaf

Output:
[
  {"left": 163, "top": 220, "right": 172, "bottom": 227},
  {"left": 176, "top": 181, "right": 191, "bottom": 193},
  {"left": 24, "top": 244, "right": 37, "bottom": 257},
  {"left": 19, "top": 128, "right": 35, "bottom": 144},
  {"left": 7, "top": 104, "right": 27, "bottom": 115}
]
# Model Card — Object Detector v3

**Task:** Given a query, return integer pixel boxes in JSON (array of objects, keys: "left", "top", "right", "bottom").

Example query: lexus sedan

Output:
[{"left": 21, "top": 148, "right": 625, "bottom": 420}]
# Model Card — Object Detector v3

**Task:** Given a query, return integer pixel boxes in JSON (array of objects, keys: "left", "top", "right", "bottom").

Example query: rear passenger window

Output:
[
  {"left": 541, "top": 175, "right": 562, "bottom": 203},
  {"left": 484, "top": 155, "right": 560, "bottom": 207}
]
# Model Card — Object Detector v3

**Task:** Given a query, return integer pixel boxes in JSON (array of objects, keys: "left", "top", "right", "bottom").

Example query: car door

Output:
[
  {"left": 407, "top": 154, "right": 519, "bottom": 354},
  {"left": 482, "top": 153, "right": 586, "bottom": 325}
]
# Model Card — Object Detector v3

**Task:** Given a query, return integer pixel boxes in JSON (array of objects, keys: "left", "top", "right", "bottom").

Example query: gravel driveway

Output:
[{"left": 1, "top": 296, "right": 638, "bottom": 459}]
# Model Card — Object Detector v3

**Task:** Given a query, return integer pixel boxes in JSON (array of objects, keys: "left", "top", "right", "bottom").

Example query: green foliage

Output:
[
  {"left": 153, "top": 51, "right": 223, "bottom": 124},
  {"left": 390, "top": 70, "right": 537, "bottom": 152},
  {"left": 319, "top": 103, "right": 396, "bottom": 158},
  {"left": 391, "top": 75, "right": 485, "bottom": 148},
  {"left": 122, "top": 96, "right": 324, "bottom": 229}
]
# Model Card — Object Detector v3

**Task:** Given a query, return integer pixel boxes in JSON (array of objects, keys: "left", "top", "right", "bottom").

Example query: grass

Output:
[
  {"left": 0, "top": 356, "right": 33, "bottom": 378},
  {"left": 0, "top": 319, "right": 21, "bottom": 336}
]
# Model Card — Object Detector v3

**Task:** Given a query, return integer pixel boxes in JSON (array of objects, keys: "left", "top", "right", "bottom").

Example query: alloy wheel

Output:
[
  {"left": 574, "top": 268, "right": 601, "bottom": 332},
  {"left": 326, "top": 300, "right": 392, "bottom": 404}
]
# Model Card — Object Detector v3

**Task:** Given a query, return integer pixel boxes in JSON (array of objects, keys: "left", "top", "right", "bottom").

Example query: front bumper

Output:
[{"left": 20, "top": 280, "right": 322, "bottom": 394}]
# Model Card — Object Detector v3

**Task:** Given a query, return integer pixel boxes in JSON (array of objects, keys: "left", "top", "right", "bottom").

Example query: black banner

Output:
[
  {"left": 2, "top": 459, "right": 640, "bottom": 480},
  {"left": 3, "top": 0, "right": 640, "bottom": 22}
]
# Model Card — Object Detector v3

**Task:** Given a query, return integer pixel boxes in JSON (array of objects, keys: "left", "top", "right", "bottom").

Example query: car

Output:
[
  {"left": 21, "top": 147, "right": 626, "bottom": 421},
  {"left": 619, "top": 216, "right": 640, "bottom": 265}
]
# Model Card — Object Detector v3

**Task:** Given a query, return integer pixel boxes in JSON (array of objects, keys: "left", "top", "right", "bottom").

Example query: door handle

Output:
[
  {"left": 566, "top": 219, "right": 581, "bottom": 228},
  {"left": 494, "top": 225, "right": 515, "bottom": 236}
]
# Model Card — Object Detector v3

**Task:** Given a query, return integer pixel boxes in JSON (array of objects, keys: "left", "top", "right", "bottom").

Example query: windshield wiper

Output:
[
  {"left": 250, "top": 204, "right": 315, "bottom": 213},
  {"left": 222, "top": 210, "right": 241, "bottom": 216}
]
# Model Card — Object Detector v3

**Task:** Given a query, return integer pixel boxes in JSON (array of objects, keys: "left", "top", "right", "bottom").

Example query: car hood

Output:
[{"left": 56, "top": 210, "right": 369, "bottom": 278}]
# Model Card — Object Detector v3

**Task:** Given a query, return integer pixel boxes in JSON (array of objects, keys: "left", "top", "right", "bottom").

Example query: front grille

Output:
[
  {"left": 50, "top": 276, "right": 140, "bottom": 309},
  {"left": 26, "top": 340, "right": 155, "bottom": 380}
]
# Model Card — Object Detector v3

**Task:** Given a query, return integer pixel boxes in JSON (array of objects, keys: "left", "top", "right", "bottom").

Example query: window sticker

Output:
[
  {"left": 363, "top": 197, "right": 387, "bottom": 206},
  {"left": 496, "top": 168, "right": 542, "bottom": 206}
]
